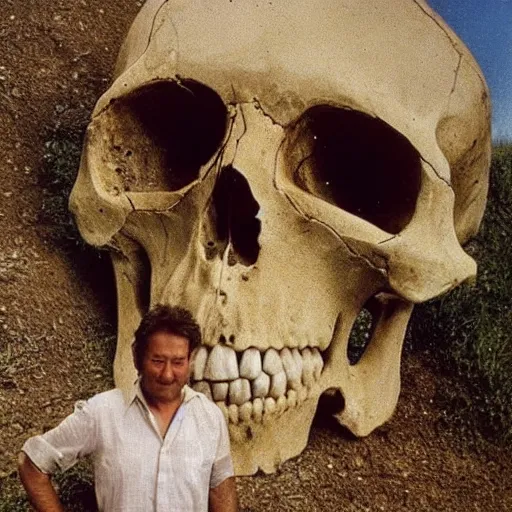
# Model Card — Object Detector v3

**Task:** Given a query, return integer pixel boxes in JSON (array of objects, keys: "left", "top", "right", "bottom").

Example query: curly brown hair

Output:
[{"left": 132, "top": 304, "right": 201, "bottom": 370}]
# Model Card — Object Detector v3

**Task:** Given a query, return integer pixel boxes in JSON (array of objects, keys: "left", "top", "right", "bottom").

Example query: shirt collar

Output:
[{"left": 121, "top": 379, "right": 199, "bottom": 409}]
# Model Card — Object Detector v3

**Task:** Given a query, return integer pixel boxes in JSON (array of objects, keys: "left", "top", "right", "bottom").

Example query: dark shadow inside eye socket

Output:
[
  {"left": 118, "top": 79, "right": 228, "bottom": 190},
  {"left": 294, "top": 106, "right": 421, "bottom": 234}
]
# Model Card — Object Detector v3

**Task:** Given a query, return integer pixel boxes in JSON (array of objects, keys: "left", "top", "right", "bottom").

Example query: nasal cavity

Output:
[{"left": 212, "top": 165, "right": 261, "bottom": 266}]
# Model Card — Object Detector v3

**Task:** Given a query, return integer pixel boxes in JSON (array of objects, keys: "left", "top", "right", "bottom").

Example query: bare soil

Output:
[{"left": 0, "top": 1, "right": 510, "bottom": 510}]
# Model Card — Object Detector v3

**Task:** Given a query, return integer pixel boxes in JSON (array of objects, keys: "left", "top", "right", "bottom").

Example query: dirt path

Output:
[{"left": 0, "top": 1, "right": 510, "bottom": 510}]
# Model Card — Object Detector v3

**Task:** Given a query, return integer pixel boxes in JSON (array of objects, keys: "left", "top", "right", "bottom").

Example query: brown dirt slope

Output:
[{"left": 0, "top": 1, "right": 510, "bottom": 510}]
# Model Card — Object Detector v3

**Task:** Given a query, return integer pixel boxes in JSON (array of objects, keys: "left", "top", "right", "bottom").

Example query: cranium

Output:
[{"left": 69, "top": 0, "right": 491, "bottom": 474}]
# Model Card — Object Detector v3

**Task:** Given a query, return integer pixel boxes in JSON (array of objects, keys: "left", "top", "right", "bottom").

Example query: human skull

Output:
[{"left": 69, "top": 0, "right": 491, "bottom": 475}]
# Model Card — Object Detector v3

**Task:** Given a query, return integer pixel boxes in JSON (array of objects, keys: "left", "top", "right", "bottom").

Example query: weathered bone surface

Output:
[{"left": 69, "top": 0, "right": 491, "bottom": 475}]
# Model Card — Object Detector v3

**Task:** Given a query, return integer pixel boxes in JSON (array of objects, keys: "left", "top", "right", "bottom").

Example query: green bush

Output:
[{"left": 410, "top": 142, "right": 512, "bottom": 444}]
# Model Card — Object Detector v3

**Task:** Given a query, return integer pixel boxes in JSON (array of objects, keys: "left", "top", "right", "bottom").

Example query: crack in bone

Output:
[
  {"left": 449, "top": 53, "right": 463, "bottom": 97},
  {"left": 273, "top": 137, "right": 388, "bottom": 272},
  {"left": 123, "top": 131, "right": 233, "bottom": 213},
  {"left": 95, "top": 1, "right": 175, "bottom": 118},
  {"left": 278, "top": 180, "right": 389, "bottom": 276},
  {"left": 343, "top": 239, "right": 390, "bottom": 276},
  {"left": 126, "top": 194, "right": 136, "bottom": 211},
  {"left": 191, "top": 345, "right": 324, "bottom": 422},
  {"left": 412, "top": 0, "right": 487, "bottom": 91},
  {"left": 122, "top": 270, "right": 136, "bottom": 289},
  {"left": 216, "top": 243, "right": 231, "bottom": 302},
  {"left": 421, "top": 156, "right": 451, "bottom": 188},
  {"left": 229, "top": 86, "right": 248, "bottom": 164},
  {"left": 412, "top": 0, "right": 463, "bottom": 53},
  {"left": 250, "top": 98, "right": 284, "bottom": 128},
  {"left": 377, "top": 235, "right": 397, "bottom": 245}
]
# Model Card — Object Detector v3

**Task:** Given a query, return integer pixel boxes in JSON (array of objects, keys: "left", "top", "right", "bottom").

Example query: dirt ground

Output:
[{"left": 0, "top": 1, "right": 511, "bottom": 510}]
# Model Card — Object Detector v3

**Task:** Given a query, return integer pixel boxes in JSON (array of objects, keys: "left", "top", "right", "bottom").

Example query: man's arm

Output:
[
  {"left": 18, "top": 452, "right": 65, "bottom": 512},
  {"left": 209, "top": 476, "right": 238, "bottom": 512}
]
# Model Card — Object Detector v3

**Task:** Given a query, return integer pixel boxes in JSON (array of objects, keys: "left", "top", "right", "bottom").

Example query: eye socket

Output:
[
  {"left": 288, "top": 106, "right": 421, "bottom": 234},
  {"left": 97, "top": 79, "right": 228, "bottom": 192}
]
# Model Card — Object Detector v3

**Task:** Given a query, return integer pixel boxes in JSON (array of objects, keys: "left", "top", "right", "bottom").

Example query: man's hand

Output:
[
  {"left": 18, "top": 452, "right": 65, "bottom": 512},
  {"left": 209, "top": 476, "right": 238, "bottom": 512}
]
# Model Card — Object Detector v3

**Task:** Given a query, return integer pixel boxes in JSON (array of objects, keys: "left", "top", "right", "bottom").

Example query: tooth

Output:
[
  {"left": 212, "top": 382, "right": 229, "bottom": 402},
  {"left": 292, "top": 348, "right": 303, "bottom": 376},
  {"left": 269, "top": 371, "right": 287, "bottom": 399},
  {"left": 228, "top": 404, "right": 239, "bottom": 424},
  {"left": 312, "top": 348, "right": 324, "bottom": 379},
  {"left": 252, "top": 372, "right": 270, "bottom": 398},
  {"left": 239, "top": 348, "right": 262, "bottom": 379},
  {"left": 216, "top": 401, "right": 228, "bottom": 422},
  {"left": 276, "top": 395, "right": 287, "bottom": 415},
  {"left": 298, "top": 386, "right": 308, "bottom": 404},
  {"left": 204, "top": 345, "right": 239, "bottom": 381},
  {"left": 239, "top": 402, "right": 253, "bottom": 422},
  {"left": 264, "top": 397, "right": 276, "bottom": 416},
  {"left": 253, "top": 398, "right": 263, "bottom": 422},
  {"left": 229, "top": 378, "right": 251, "bottom": 406},
  {"left": 262, "top": 348, "right": 283, "bottom": 375},
  {"left": 302, "top": 348, "right": 314, "bottom": 387},
  {"left": 192, "top": 381, "right": 212, "bottom": 401},
  {"left": 287, "top": 389, "right": 297, "bottom": 409},
  {"left": 280, "top": 348, "right": 301, "bottom": 390},
  {"left": 192, "top": 346, "right": 208, "bottom": 381}
]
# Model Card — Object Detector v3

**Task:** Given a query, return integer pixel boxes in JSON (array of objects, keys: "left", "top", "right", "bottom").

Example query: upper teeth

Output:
[
  {"left": 191, "top": 345, "right": 324, "bottom": 421},
  {"left": 204, "top": 345, "right": 239, "bottom": 381}
]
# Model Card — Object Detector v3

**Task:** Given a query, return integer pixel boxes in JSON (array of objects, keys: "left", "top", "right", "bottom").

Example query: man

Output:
[{"left": 18, "top": 304, "right": 238, "bottom": 511}]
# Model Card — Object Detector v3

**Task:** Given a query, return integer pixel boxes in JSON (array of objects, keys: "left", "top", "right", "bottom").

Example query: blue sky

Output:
[{"left": 429, "top": 0, "right": 512, "bottom": 141}]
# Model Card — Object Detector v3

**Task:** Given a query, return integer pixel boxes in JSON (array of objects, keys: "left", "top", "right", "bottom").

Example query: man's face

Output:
[{"left": 139, "top": 331, "right": 191, "bottom": 405}]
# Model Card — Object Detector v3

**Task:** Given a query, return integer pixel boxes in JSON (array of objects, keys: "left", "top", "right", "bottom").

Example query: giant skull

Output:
[{"left": 69, "top": 0, "right": 491, "bottom": 474}]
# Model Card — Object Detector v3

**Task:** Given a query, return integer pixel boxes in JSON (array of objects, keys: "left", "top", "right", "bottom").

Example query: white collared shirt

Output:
[{"left": 22, "top": 383, "right": 234, "bottom": 511}]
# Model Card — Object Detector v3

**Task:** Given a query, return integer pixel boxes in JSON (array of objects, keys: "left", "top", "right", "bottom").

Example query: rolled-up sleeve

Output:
[
  {"left": 22, "top": 399, "right": 97, "bottom": 474},
  {"left": 209, "top": 410, "right": 234, "bottom": 489}
]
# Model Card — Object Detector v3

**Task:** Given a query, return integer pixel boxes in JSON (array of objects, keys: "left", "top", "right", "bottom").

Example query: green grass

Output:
[{"left": 410, "top": 142, "right": 512, "bottom": 444}]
